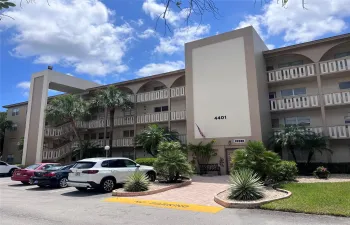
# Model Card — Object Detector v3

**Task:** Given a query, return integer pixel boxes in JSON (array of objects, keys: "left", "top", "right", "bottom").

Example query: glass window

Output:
[
  {"left": 339, "top": 81, "right": 350, "bottom": 90},
  {"left": 154, "top": 106, "right": 168, "bottom": 112},
  {"left": 281, "top": 88, "right": 306, "bottom": 97},
  {"left": 345, "top": 116, "right": 350, "bottom": 124},
  {"left": 154, "top": 107, "right": 161, "bottom": 112},
  {"left": 297, "top": 117, "right": 311, "bottom": 126},
  {"left": 109, "top": 160, "right": 126, "bottom": 168},
  {"left": 124, "top": 109, "right": 135, "bottom": 116},
  {"left": 161, "top": 106, "right": 168, "bottom": 112},
  {"left": 12, "top": 108, "right": 19, "bottom": 116},
  {"left": 154, "top": 86, "right": 165, "bottom": 91},
  {"left": 101, "top": 160, "right": 111, "bottom": 168},
  {"left": 269, "top": 92, "right": 276, "bottom": 99},
  {"left": 130, "top": 130, "right": 135, "bottom": 137},
  {"left": 294, "top": 88, "right": 306, "bottom": 95},
  {"left": 335, "top": 52, "right": 350, "bottom": 59},
  {"left": 72, "top": 162, "right": 96, "bottom": 169},
  {"left": 281, "top": 89, "right": 294, "bottom": 97},
  {"left": 11, "top": 124, "right": 18, "bottom": 131},
  {"left": 278, "top": 60, "right": 303, "bottom": 68},
  {"left": 25, "top": 164, "right": 41, "bottom": 170},
  {"left": 84, "top": 134, "right": 90, "bottom": 140},
  {"left": 285, "top": 117, "right": 297, "bottom": 126},
  {"left": 98, "top": 133, "right": 104, "bottom": 140},
  {"left": 0, "top": 161, "right": 7, "bottom": 165},
  {"left": 266, "top": 65, "right": 274, "bottom": 71},
  {"left": 106, "top": 132, "right": 110, "bottom": 139},
  {"left": 123, "top": 130, "right": 134, "bottom": 138},
  {"left": 123, "top": 159, "right": 136, "bottom": 167},
  {"left": 91, "top": 133, "right": 97, "bottom": 140}
]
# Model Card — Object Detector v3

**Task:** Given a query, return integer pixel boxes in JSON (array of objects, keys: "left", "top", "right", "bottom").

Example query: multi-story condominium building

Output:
[{"left": 2, "top": 27, "right": 350, "bottom": 174}]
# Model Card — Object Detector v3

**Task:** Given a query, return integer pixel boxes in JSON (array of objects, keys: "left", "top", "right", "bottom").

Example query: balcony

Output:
[
  {"left": 319, "top": 57, "right": 350, "bottom": 75},
  {"left": 328, "top": 126, "right": 350, "bottom": 139},
  {"left": 113, "top": 138, "right": 134, "bottom": 147},
  {"left": 273, "top": 127, "right": 323, "bottom": 136},
  {"left": 324, "top": 91, "right": 350, "bottom": 106},
  {"left": 44, "top": 123, "right": 73, "bottom": 137},
  {"left": 136, "top": 112, "right": 169, "bottom": 124},
  {"left": 178, "top": 134, "right": 187, "bottom": 144},
  {"left": 170, "top": 86, "right": 185, "bottom": 98},
  {"left": 270, "top": 95, "right": 319, "bottom": 111},
  {"left": 171, "top": 111, "right": 186, "bottom": 121},
  {"left": 136, "top": 89, "right": 169, "bottom": 103},
  {"left": 268, "top": 64, "right": 316, "bottom": 83},
  {"left": 43, "top": 142, "right": 72, "bottom": 160},
  {"left": 114, "top": 116, "right": 134, "bottom": 126}
]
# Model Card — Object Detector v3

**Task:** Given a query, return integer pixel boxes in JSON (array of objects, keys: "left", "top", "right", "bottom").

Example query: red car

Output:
[{"left": 11, "top": 163, "right": 60, "bottom": 184}]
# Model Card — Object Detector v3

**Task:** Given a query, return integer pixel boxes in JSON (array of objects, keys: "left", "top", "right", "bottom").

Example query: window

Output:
[
  {"left": 123, "top": 130, "right": 134, "bottom": 138},
  {"left": 266, "top": 65, "right": 274, "bottom": 71},
  {"left": 285, "top": 117, "right": 311, "bottom": 126},
  {"left": 0, "top": 161, "right": 7, "bottom": 166},
  {"left": 84, "top": 134, "right": 90, "bottom": 140},
  {"left": 72, "top": 162, "right": 96, "bottom": 169},
  {"left": 42, "top": 164, "right": 58, "bottom": 170},
  {"left": 98, "top": 133, "right": 104, "bottom": 140},
  {"left": 91, "top": 133, "right": 97, "bottom": 140},
  {"left": 345, "top": 115, "right": 350, "bottom": 124},
  {"left": 108, "top": 160, "right": 126, "bottom": 168},
  {"left": 25, "top": 164, "right": 41, "bottom": 170},
  {"left": 106, "top": 132, "right": 110, "bottom": 139},
  {"left": 271, "top": 119, "right": 280, "bottom": 128},
  {"left": 281, "top": 87, "right": 306, "bottom": 97},
  {"left": 11, "top": 124, "right": 18, "bottom": 131},
  {"left": 11, "top": 108, "right": 19, "bottom": 116},
  {"left": 154, "top": 86, "right": 166, "bottom": 91},
  {"left": 154, "top": 106, "right": 168, "bottom": 112},
  {"left": 339, "top": 81, "right": 350, "bottom": 90},
  {"left": 269, "top": 92, "right": 276, "bottom": 99},
  {"left": 335, "top": 52, "right": 350, "bottom": 59},
  {"left": 278, "top": 60, "right": 303, "bottom": 68},
  {"left": 123, "top": 159, "right": 136, "bottom": 167}
]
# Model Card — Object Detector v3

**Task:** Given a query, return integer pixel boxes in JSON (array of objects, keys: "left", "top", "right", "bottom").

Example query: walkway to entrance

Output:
[{"left": 135, "top": 175, "right": 229, "bottom": 206}]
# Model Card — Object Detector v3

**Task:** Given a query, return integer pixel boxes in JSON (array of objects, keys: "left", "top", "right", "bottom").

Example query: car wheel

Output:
[
  {"left": 75, "top": 187, "right": 88, "bottom": 192},
  {"left": 8, "top": 169, "right": 16, "bottom": 177},
  {"left": 147, "top": 171, "right": 156, "bottom": 182},
  {"left": 100, "top": 178, "right": 115, "bottom": 193},
  {"left": 58, "top": 178, "right": 68, "bottom": 188},
  {"left": 21, "top": 181, "right": 30, "bottom": 185}
]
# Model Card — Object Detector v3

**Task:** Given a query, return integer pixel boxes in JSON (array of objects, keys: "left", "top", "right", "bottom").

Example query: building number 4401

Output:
[{"left": 214, "top": 116, "right": 227, "bottom": 120}]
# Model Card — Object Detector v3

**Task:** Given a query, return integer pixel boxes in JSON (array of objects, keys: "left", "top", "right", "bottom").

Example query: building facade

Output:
[{"left": 2, "top": 27, "right": 350, "bottom": 173}]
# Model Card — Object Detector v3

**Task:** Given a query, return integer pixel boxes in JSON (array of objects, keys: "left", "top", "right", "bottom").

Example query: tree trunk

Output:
[
  {"left": 70, "top": 120, "right": 83, "bottom": 160},
  {"left": 103, "top": 107, "right": 108, "bottom": 148},
  {"left": 290, "top": 148, "right": 298, "bottom": 164},
  {"left": 307, "top": 151, "right": 314, "bottom": 165},
  {"left": 108, "top": 108, "right": 115, "bottom": 157}
]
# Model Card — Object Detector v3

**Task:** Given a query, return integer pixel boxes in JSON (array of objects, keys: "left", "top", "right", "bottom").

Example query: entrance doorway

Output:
[{"left": 225, "top": 148, "right": 237, "bottom": 174}]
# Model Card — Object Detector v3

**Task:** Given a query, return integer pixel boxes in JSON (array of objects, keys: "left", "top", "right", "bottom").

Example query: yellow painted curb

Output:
[{"left": 104, "top": 197, "right": 223, "bottom": 214}]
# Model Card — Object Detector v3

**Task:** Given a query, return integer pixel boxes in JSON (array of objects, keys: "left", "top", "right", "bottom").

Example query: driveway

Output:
[{"left": 136, "top": 175, "right": 229, "bottom": 206}]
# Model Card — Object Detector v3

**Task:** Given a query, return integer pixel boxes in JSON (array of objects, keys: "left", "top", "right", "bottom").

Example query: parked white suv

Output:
[
  {"left": 67, "top": 157, "right": 156, "bottom": 192},
  {"left": 0, "top": 161, "right": 20, "bottom": 176}
]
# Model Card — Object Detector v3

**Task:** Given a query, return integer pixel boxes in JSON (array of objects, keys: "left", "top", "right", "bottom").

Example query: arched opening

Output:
[
  {"left": 319, "top": 41, "right": 350, "bottom": 62},
  {"left": 265, "top": 53, "right": 314, "bottom": 71},
  {"left": 170, "top": 75, "right": 185, "bottom": 88},
  {"left": 117, "top": 86, "right": 133, "bottom": 94},
  {"left": 136, "top": 80, "right": 167, "bottom": 94}
]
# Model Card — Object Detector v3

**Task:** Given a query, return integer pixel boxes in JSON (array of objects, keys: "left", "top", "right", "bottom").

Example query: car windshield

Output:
[
  {"left": 72, "top": 162, "right": 96, "bottom": 169},
  {"left": 46, "top": 166, "right": 63, "bottom": 171},
  {"left": 25, "top": 164, "right": 41, "bottom": 170},
  {"left": 61, "top": 165, "right": 74, "bottom": 170}
]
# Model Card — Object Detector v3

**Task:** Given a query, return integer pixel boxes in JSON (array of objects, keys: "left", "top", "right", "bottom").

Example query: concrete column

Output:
[{"left": 168, "top": 87, "right": 171, "bottom": 130}]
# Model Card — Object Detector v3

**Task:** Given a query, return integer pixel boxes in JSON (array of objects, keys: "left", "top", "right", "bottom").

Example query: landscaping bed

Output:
[
  {"left": 261, "top": 182, "right": 350, "bottom": 217},
  {"left": 112, "top": 179, "right": 192, "bottom": 197},
  {"left": 214, "top": 187, "right": 291, "bottom": 208}
]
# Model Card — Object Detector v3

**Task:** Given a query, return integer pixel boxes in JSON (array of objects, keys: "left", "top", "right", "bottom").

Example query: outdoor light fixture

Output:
[{"left": 104, "top": 145, "right": 110, "bottom": 157}]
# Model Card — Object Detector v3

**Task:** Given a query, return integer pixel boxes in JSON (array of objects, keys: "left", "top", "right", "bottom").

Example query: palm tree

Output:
[
  {"left": 269, "top": 125, "right": 307, "bottom": 163},
  {"left": 45, "top": 95, "right": 91, "bottom": 159},
  {"left": 93, "top": 86, "right": 133, "bottom": 157},
  {"left": 135, "top": 124, "right": 179, "bottom": 157},
  {"left": 72, "top": 140, "right": 104, "bottom": 159},
  {"left": 303, "top": 132, "right": 332, "bottom": 164},
  {"left": 0, "top": 112, "right": 13, "bottom": 156}
]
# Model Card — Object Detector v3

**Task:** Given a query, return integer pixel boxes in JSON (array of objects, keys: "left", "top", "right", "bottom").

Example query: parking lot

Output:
[{"left": 1, "top": 176, "right": 349, "bottom": 225}]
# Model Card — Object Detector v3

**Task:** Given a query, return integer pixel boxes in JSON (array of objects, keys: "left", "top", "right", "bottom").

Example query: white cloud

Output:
[
  {"left": 235, "top": 0, "right": 350, "bottom": 43},
  {"left": 142, "top": 0, "right": 189, "bottom": 26},
  {"left": 155, "top": 24, "right": 210, "bottom": 55},
  {"left": 266, "top": 44, "right": 275, "bottom": 50},
  {"left": 1, "top": 0, "right": 134, "bottom": 77},
  {"left": 138, "top": 28, "right": 156, "bottom": 39},
  {"left": 137, "top": 19, "right": 144, "bottom": 26},
  {"left": 93, "top": 79, "right": 105, "bottom": 85},
  {"left": 136, "top": 61, "right": 184, "bottom": 77},
  {"left": 16, "top": 81, "right": 30, "bottom": 89},
  {"left": 66, "top": 73, "right": 74, "bottom": 76}
]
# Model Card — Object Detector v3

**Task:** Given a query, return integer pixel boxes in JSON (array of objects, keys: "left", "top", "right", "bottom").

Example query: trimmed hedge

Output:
[{"left": 135, "top": 158, "right": 156, "bottom": 166}]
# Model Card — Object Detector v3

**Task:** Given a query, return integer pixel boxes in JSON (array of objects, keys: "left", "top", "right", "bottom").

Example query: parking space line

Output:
[{"left": 104, "top": 197, "right": 223, "bottom": 214}]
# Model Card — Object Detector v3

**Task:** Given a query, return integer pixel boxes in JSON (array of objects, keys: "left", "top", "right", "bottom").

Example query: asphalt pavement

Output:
[{"left": 0, "top": 176, "right": 349, "bottom": 225}]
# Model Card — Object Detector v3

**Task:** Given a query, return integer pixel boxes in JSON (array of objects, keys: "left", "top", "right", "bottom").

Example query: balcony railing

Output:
[
  {"left": 137, "top": 112, "right": 169, "bottom": 124},
  {"left": 44, "top": 123, "right": 73, "bottom": 137},
  {"left": 171, "top": 111, "right": 186, "bottom": 121},
  {"left": 319, "top": 57, "right": 350, "bottom": 75},
  {"left": 114, "top": 116, "right": 134, "bottom": 126},
  {"left": 178, "top": 134, "right": 187, "bottom": 144},
  {"left": 43, "top": 142, "right": 72, "bottom": 160},
  {"left": 113, "top": 138, "right": 134, "bottom": 147},
  {"left": 268, "top": 64, "right": 316, "bottom": 82},
  {"left": 324, "top": 91, "right": 350, "bottom": 106},
  {"left": 136, "top": 89, "right": 169, "bottom": 103},
  {"left": 170, "top": 86, "right": 185, "bottom": 98},
  {"left": 273, "top": 127, "right": 323, "bottom": 136},
  {"left": 328, "top": 126, "right": 350, "bottom": 139},
  {"left": 270, "top": 95, "right": 319, "bottom": 111}
]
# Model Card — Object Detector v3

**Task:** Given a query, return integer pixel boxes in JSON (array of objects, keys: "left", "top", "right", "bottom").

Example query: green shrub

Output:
[
  {"left": 271, "top": 161, "right": 298, "bottom": 182},
  {"left": 124, "top": 171, "right": 150, "bottom": 192},
  {"left": 313, "top": 166, "right": 330, "bottom": 179},
  {"left": 229, "top": 169, "right": 264, "bottom": 201},
  {"left": 135, "top": 158, "right": 156, "bottom": 166},
  {"left": 153, "top": 141, "right": 193, "bottom": 182},
  {"left": 231, "top": 141, "right": 281, "bottom": 180}
]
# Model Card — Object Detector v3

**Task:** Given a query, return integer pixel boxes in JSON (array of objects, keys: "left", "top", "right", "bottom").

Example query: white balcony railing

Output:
[
  {"left": 320, "top": 57, "right": 350, "bottom": 75},
  {"left": 170, "top": 86, "right": 185, "bottom": 98},
  {"left": 171, "top": 111, "right": 186, "bottom": 121},
  {"left": 136, "top": 89, "right": 169, "bottom": 103},
  {"left": 44, "top": 123, "right": 73, "bottom": 137},
  {"left": 42, "top": 142, "right": 72, "bottom": 160},
  {"left": 87, "top": 119, "right": 110, "bottom": 129},
  {"left": 328, "top": 126, "right": 350, "bottom": 139},
  {"left": 178, "top": 134, "right": 187, "bottom": 144},
  {"left": 324, "top": 91, "right": 350, "bottom": 106},
  {"left": 267, "top": 64, "right": 316, "bottom": 82},
  {"left": 113, "top": 138, "right": 134, "bottom": 147},
  {"left": 273, "top": 127, "right": 323, "bottom": 136},
  {"left": 270, "top": 95, "right": 319, "bottom": 111},
  {"left": 137, "top": 112, "right": 169, "bottom": 124},
  {"left": 114, "top": 116, "right": 134, "bottom": 126}
]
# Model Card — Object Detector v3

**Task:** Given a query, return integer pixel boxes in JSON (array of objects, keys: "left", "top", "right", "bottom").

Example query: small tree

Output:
[
  {"left": 92, "top": 86, "right": 133, "bottom": 157},
  {"left": 188, "top": 140, "right": 216, "bottom": 164},
  {"left": 72, "top": 140, "right": 104, "bottom": 159},
  {"left": 46, "top": 95, "right": 91, "bottom": 159},
  {"left": 153, "top": 141, "right": 193, "bottom": 182},
  {"left": 303, "top": 132, "right": 332, "bottom": 165},
  {"left": 0, "top": 112, "right": 13, "bottom": 156},
  {"left": 136, "top": 124, "right": 179, "bottom": 157}
]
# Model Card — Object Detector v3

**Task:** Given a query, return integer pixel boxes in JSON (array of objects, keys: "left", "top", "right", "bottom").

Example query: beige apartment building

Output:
[{"left": 2, "top": 27, "right": 350, "bottom": 174}]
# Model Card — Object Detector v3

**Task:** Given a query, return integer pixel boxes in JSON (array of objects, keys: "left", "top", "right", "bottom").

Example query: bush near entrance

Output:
[{"left": 135, "top": 158, "right": 156, "bottom": 167}]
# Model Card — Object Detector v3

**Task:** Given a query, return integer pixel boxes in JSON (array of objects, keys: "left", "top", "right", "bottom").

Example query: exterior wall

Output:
[
  {"left": 269, "top": 80, "right": 319, "bottom": 98},
  {"left": 322, "top": 76, "right": 350, "bottom": 94},
  {"left": 325, "top": 108, "right": 350, "bottom": 126},
  {"left": 329, "top": 140, "right": 350, "bottom": 163},
  {"left": 271, "top": 110, "right": 323, "bottom": 127}
]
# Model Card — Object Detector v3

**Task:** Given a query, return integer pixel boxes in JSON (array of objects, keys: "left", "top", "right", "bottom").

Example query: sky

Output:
[{"left": 1, "top": 0, "right": 350, "bottom": 111}]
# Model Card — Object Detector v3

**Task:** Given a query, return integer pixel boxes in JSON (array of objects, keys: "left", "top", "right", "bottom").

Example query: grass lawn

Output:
[{"left": 261, "top": 182, "right": 350, "bottom": 217}]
